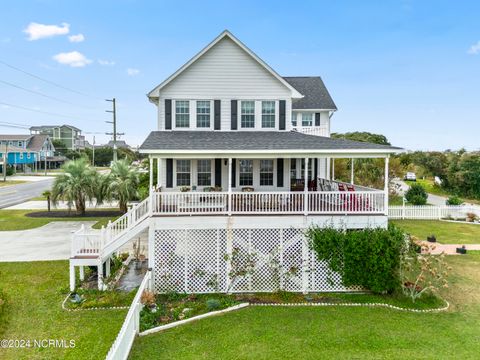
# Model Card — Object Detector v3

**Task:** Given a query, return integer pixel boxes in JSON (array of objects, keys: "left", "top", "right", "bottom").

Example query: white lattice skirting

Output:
[{"left": 153, "top": 227, "right": 361, "bottom": 293}]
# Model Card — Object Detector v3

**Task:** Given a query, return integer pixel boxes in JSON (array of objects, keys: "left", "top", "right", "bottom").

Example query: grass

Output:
[
  {"left": 389, "top": 194, "right": 404, "bottom": 205},
  {"left": 0, "top": 180, "right": 26, "bottom": 187},
  {"left": 129, "top": 252, "right": 480, "bottom": 359},
  {"left": 0, "top": 210, "right": 120, "bottom": 231},
  {"left": 66, "top": 288, "right": 136, "bottom": 310},
  {"left": 0, "top": 261, "right": 126, "bottom": 360},
  {"left": 392, "top": 219, "right": 480, "bottom": 244}
]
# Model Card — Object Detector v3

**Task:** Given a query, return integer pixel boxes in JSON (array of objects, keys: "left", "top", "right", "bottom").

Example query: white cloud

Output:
[
  {"left": 467, "top": 41, "right": 480, "bottom": 55},
  {"left": 127, "top": 68, "right": 140, "bottom": 76},
  {"left": 68, "top": 33, "right": 85, "bottom": 43},
  {"left": 98, "top": 59, "right": 115, "bottom": 66},
  {"left": 23, "top": 22, "right": 70, "bottom": 41},
  {"left": 52, "top": 51, "right": 92, "bottom": 67}
]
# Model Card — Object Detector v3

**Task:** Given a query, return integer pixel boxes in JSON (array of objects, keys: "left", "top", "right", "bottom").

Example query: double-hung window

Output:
[
  {"left": 291, "top": 113, "right": 297, "bottom": 127},
  {"left": 175, "top": 100, "right": 190, "bottom": 128},
  {"left": 301, "top": 159, "right": 313, "bottom": 180},
  {"left": 176, "top": 160, "right": 191, "bottom": 186},
  {"left": 302, "top": 113, "right": 313, "bottom": 127},
  {"left": 240, "top": 101, "right": 255, "bottom": 128},
  {"left": 261, "top": 101, "right": 275, "bottom": 128},
  {"left": 239, "top": 160, "right": 253, "bottom": 186},
  {"left": 260, "top": 160, "right": 274, "bottom": 186},
  {"left": 197, "top": 160, "right": 211, "bottom": 186},
  {"left": 196, "top": 101, "right": 210, "bottom": 128},
  {"left": 290, "top": 159, "right": 297, "bottom": 179}
]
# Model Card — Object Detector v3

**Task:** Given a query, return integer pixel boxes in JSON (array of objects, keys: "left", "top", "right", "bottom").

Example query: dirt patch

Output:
[{"left": 25, "top": 210, "right": 123, "bottom": 218}]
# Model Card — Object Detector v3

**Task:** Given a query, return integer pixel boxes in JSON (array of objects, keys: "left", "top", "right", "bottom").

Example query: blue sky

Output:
[{"left": 1, "top": 0, "right": 479, "bottom": 150}]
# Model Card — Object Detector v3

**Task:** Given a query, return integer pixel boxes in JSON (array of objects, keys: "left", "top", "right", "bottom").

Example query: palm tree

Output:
[
  {"left": 104, "top": 159, "right": 140, "bottom": 213},
  {"left": 51, "top": 158, "right": 99, "bottom": 215},
  {"left": 42, "top": 190, "right": 51, "bottom": 212}
]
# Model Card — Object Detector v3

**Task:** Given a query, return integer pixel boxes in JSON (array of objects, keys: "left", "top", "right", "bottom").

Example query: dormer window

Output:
[
  {"left": 240, "top": 101, "right": 255, "bottom": 128},
  {"left": 292, "top": 113, "right": 297, "bottom": 127},
  {"left": 302, "top": 113, "right": 313, "bottom": 127},
  {"left": 175, "top": 100, "right": 190, "bottom": 128}
]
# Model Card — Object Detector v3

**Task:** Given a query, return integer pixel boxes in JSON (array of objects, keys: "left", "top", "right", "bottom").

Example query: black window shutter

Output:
[
  {"left": 166, "top": 159, "right": 173, "bottom": 188},
  {"left": 315, "top": 112, "right": 320, "bottom": 126},
  {"left": 215, "top": 158, "right": 222, "bottom": 187},
  {"left": 277, "top": 158, "right": 284, "bottom": 187},
  {"left": 232, "top": 159, "right": 236, "bottom": 188},
  {"left": 279, "top": 100, "right": 286, "bottom": 130},
  {"left": 165, "top": 99, "right": 172, "bottom": 130},
  {"left": 314, "top": 158, "right": 318, "bottom": 179},
  {"left": 231, "top": 100, "right": 237, "bottom": 130},
  {"left": 214, "top": 100, "right": 221, "bottom": 130}
]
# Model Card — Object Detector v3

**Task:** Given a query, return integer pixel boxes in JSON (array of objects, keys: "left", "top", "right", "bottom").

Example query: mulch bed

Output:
[{"left": 25, "top": 210, "right": 123, "bottom": 218}]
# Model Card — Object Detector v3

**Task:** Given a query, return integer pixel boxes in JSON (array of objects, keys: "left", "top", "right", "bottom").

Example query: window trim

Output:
[
  {"left": 196, "top": 100, "right": 211, "bottom": 128},
  {"left": 240, "top": 101, "right": 256, "bottom": 129},
  {"left": 261, "top": 101, "right": 276, "bottom": 128},
  {"left": 238, "top": 159, "right": 253, "bottom": 186},
  {"left": 175, "top": 159, "right": 191, "bottom": 186},
  {"left": 301, "top": 113, "right": 313, "bottom": 127},
  {"left": 174, "top": 100, "right": 190, "bottom": 128},
  {"left": 196, "top": 159, "right": 212, "bottom": 186},
  {"left": 259, "top": 159, "right": 274, "bottom": 186}
]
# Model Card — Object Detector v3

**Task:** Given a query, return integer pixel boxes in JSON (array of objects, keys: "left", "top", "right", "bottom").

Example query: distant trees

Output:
[{"left": 331, "top": 131, "right": 391, "bottom": 145}]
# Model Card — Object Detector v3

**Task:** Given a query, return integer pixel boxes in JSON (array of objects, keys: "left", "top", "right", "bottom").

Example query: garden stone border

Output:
[
  {"left": 250, "top": 300, "right": 450, "bottom": 313},
  {"left": 139, "top": 303, "right": 250, "bottom": 336}
]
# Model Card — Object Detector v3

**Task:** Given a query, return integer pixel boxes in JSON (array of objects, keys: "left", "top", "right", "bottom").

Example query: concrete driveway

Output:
[
  {"left": 392, "top": 179, "right": 447, "bottom": 206},
  {"left": 0, "top": 221, "right": 97, "bottom": 262}
]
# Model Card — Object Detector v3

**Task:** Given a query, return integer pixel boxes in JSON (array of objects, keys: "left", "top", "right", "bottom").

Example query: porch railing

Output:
[
  {"left": 151, "top": 191, "right": 386, "bottom": 216},
  {"left": 292, "top": 126, "right": 329, "bottom": 137}
]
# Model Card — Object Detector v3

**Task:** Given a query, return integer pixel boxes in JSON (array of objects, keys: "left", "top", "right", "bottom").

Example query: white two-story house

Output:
[{"left": 70, "top": 30, "right": 401, "bottom": 294}]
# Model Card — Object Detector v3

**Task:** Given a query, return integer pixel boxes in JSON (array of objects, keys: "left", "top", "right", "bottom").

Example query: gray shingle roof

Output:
[
  {"left": 140, "top": 131, "right": 401, "bottom": 152},
  {"left": 0, "top": 134, "right": 32, "bottom": 141},
  {"left": 26, "top": 134, "right": 49, "bottom": 151},
  {"left": 283, "top": 77, "right": 337, "bottom": 110}
]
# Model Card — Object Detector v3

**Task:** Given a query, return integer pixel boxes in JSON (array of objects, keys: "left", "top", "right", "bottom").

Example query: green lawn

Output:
[
  {"left": 130, "top": 252, "right": 480, "bottom": 359},
  {"left": 392, "top": 220, "right": 480, "bottom": 244},
  {"left": 0, "top": 261, "right": 126, "bottom": 360},
  {"left": 389, "top": 194, "right": 404, "bottom": 205},
  {"left": 0, "top": 210, "right": 119, "bottom": 231}
]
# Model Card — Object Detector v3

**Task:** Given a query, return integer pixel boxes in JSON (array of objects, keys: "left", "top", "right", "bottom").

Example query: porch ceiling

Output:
[{"left": 139, "top": 131, "right": 402, "bottom": 158}]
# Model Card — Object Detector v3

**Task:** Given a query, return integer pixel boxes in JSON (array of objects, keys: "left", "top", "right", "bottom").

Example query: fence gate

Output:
[{"left": 153, "top": 228, "right": 360, "bottom": 293}]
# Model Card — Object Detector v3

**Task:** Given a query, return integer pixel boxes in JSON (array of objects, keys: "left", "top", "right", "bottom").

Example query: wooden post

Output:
[
  {"left": 228, "top": 158, "right": 232, "bottom": 216},
  {"left": 79, "top": 266, "right": 85, "bottom": 281},
  {"left": 384, "top": 156, "right": 389, "bottom": 215},
  {"left": 157, "top": 158, "right": 162, "bottom": 188},
  {"left": 332, "top": 158, "right": 335, "bottom": 180},
  {"left": 304, "top": 157, "right": 309, "bottom": 216},
  {"left": 105, "top": 258, "right": 111, "bottom": 278},
  {"left": 98, "top": 261, "right": 104, "bottom": 290},
  {"left": 350, "top": 158, "right": 354, "bottom": 185}
]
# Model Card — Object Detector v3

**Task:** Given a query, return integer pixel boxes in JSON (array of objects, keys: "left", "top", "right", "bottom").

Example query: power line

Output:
[
  {"left": 0, "top": 59, "right": 103, "bottom": 101},
  {"left": 0, "top": 79, "right": 100, "bottom": 110},
  {"left": 0, "top": 101, "right": 98, "bottom": 121}
]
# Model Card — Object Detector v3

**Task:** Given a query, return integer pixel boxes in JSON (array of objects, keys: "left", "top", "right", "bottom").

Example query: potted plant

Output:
[
  {"left": 427, "top": 235, "right": 436, "bottom": 243},
  {"left": 456, "top": 245, "right": 467, "bottom": 254}
]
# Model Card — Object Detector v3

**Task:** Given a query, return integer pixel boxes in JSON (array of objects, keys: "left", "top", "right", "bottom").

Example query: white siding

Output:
[{"left": 157, "top": 37, "right": 292, "bottom": 131}]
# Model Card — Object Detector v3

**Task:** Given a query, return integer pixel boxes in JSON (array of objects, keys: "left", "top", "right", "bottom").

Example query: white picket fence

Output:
[
  {"left": 105, "top": 270, "right": 152, "bottom": 360},
  {"left": 388, "top": 205, "right": 480, "bottom": 220}
]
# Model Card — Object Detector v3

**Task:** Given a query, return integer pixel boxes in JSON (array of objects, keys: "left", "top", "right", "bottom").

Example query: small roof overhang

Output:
[{"left": 139, "top": 131, "right": 402, "bottom": 158}]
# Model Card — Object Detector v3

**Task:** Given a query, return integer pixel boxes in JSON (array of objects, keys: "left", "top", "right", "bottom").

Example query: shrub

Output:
[
  {"left": 405, "top": 184, "right": 428, "bottom": 205},
  {"left": 307, "top": 224, "right": 407, "bottom": 293},
  {"left": 206, "top": 298, "right": 222, "bottom": 311},
  {"left": 446, "top": 195, "right": 463, "bottom": 205}
]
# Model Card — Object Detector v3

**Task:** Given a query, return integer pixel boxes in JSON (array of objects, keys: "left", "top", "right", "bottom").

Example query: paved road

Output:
[
  {"left": 0, "top": 177, "right": 54, "bottom": 209},
  {"left": 392, "top": 179, "right": 447, "bottom": 206},
  {"left": 0, "top": 221, "right": 96, "bottom": 262}
]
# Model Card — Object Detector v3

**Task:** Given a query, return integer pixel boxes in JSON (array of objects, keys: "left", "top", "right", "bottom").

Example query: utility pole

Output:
[{"left": 105, "top": 98, "right": 124, "bottom": 163}]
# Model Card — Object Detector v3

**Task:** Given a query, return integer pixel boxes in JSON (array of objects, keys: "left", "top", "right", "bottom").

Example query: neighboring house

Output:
[
  {"left": 30, "top": 124, "right": 85, "bottom": 150},
  {"left": 103, "top": 140, "right": 131, "bottom": 149},
  {"left": 70, "top": 31, "right": 401, "bottom": 294},
  {"left": 0, "top": 134, "right": 56, "bottom": 170}
]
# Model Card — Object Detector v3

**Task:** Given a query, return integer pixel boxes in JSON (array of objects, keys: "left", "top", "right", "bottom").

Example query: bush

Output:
[
  {"left": 206, "top": 298, "right": 222, "bottom": 311},
  {"left": 446, "top": 195, "right": 463, "bottom": 205},
  {"left": 405, "top": 184, "right": 428, "bottom": 205},
  {"left": 307, "top": 224, "right": 407, "bottom": 293}
]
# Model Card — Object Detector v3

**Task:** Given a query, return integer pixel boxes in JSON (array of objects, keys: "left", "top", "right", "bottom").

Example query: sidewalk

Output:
[
  {"left": 5, "top": 200, "right": 119, "bottom": 210},
  {"left": 424, "top": 242, "right": 480, "bottom": 255}
]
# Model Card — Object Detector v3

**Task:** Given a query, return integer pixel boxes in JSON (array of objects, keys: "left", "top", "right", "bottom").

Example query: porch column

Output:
[
  {"left": 149, "top": 156, "right": 153, "bottom": 194},
  {"left": 304, "top": 157, "right": 309, "bottom": 216},
  {"left": 157, "top": 158, "right": 162, "bottom": 188},
  {"left": 69, "top": 263, "right": 75, "bottom": 291},
  {"left": 332, "top": 158, "right": 335, "bottom": 180},
  {"left": 228, "top": 158, "right": 232, "bottom": 216},
  {"left": 351, "top": 158, "right": 355, "bottom": 185},
  {"left": 384, "top": 156, "right": 389, "bottom": 215}
]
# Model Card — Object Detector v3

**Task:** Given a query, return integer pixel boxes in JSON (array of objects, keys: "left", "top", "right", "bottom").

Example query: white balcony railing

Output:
[{"left": 292, "top": 126, "right": 329, "bottom": 137}]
